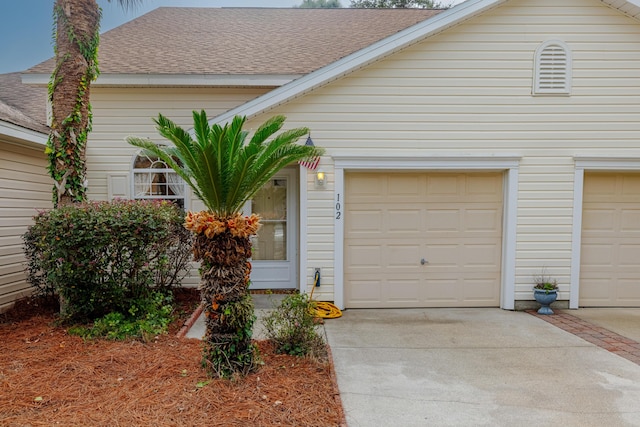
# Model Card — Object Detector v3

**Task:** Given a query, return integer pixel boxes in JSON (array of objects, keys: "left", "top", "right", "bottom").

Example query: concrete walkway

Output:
[
  {"left": 185, "top": 293, "right": 287, "bottom": 340},
  {"left": 323, "top": 308, "right": 640, "bottom": 426}
]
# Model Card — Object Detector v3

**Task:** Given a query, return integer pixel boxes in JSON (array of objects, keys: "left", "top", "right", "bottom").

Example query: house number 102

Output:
[{"left": 335, "top": 194, "right": 342, "bottom": 220}]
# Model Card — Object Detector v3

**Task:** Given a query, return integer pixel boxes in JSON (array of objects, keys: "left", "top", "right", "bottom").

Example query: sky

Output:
[{"left": 0, "top": 0, "right": 462, "bottom": 74}]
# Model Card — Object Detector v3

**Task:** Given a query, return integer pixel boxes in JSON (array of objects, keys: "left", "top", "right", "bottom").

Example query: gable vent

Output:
[{"left": 533, "top": 40, "right": 572, "bottom": 95}]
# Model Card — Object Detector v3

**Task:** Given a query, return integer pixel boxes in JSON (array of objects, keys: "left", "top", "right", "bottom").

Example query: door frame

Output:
[
  {"left": 247, "top": 167, "right": 298, "bottom": 290},
  {"left": 332, "top": 155, "right": 521, "bottom": 310}
]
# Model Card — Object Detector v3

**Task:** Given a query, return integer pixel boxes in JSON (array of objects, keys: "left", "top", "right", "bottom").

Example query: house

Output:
[
  {"left": 0, "top": 73, "right": 51, "bottom": 312},
  {"left": 21, "top": 0, "right": 640, "bottom": 310}
]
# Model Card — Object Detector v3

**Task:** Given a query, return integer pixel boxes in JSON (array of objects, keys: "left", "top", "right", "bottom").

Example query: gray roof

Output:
[
  {"left": 0, "top": 73, "right": 48, "bottom": 134},
  {"left": 27, "top": 7, "right": 441, "bottom": 76}
]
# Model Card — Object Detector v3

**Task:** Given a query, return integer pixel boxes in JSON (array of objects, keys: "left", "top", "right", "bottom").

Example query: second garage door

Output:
[
  {"left": 580, "top": 172, "right": 640, "bottom": 307},
  {"left": 344, "top": 172, "right": 503, "bottom": 308}
]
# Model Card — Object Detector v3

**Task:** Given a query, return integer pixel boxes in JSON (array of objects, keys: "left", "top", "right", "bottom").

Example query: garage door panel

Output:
[
  {"left": 621, "top": 175, "right": 640, "bottom": 197},
  {"left": 467, "top": 175, "right": 503, "bottom": 200},
  {"left": 347, "top": 210, "right": 383, "bottom": 234},
  {"left": 581, "top": 243, "right": 614, "bottom": 266},
  {"left": 464, "top": 278, "right": 500, "bottom": 301},
  {"left": 346, "top": 244, "right": 382, "bottom": 269},
  {"left": 582, "top": 208, "right": 616, "bottom": 232},
  {"left": 388, "top": 175, "right": 421, "bottom": 197},
  {"left": 617, "top": 280, "right": 640, "bottom": 302},
  {"left": 347, "top": 280, "right": 382, "bottom": 305},
  {"left": 345, "top": 172, "right": 503, "bottom": 308},
  {"left": 425, "top": 244, "right": 460, "bottom": 267},
  {"left": 619, "top": 245, "right": 640, "bottom": 265},
  {"left": 426, "top": 175, "right": 460, "bottom": 198},
  {"left": 621, "top": 209, "right": 640, "bottom": 231},
  {"left": 581, "top": 172, "right": 640, "bottom": 307},
  {"left": 386, "top": 244, "right": 422, "bottom": 269},
  {"left": 387, "top": 209, "right": 421, "bottom": 233},
  {"left": 423, "top": 279, "right": 458, "bottom": 302},
  {"left": 387, "top": 280, "right": 421, "bottom": 303},
  {"left": 466, "top": 209, "right": 502, "bottom": 232},
  {"left": 425, "top": 209, "right": 459, "bottom": 231},
  {"left": 463, "top": 244, "right": 501, "bottom": 267}
]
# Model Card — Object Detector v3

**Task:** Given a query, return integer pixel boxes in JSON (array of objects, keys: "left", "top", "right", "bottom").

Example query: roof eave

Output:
[
  {"left": 601, "top": 0, "right": 640, "bottom": 19},
  {"left": 21, "top": 73, "right": 302, "bottom": 87},
  {"left": 0, "top": 120, "right": 48, "bottom": 146}
]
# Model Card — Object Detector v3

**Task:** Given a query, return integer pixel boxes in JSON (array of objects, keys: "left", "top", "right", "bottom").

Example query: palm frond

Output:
[{"left": 127, "top": 111, "right": 324, "bottom": 217}]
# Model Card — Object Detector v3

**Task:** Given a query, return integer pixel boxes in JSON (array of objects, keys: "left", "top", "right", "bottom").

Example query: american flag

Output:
[{"left": 298, "top": 135, "right": 321, "bottom": 170}]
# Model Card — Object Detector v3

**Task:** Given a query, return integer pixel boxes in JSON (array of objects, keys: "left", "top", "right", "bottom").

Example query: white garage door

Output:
[
  {"left": 580, "top": 173, "right": 640, "bottom": 307},
  {"left": 344, "top": 172, "right": 503, "bottom": 308}
]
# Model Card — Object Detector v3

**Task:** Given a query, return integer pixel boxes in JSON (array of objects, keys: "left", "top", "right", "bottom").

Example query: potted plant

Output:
[{"left": 532, "top": 271, "right": 558, "bottom": 315}]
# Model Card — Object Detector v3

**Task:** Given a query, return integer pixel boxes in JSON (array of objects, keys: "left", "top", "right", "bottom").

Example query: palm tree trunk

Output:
[
  {"left": 49, "top": 0, "right": 100, "bottom": 207},
  {"left": 193, "top": 225, "right": 259, "bottom": 378}
]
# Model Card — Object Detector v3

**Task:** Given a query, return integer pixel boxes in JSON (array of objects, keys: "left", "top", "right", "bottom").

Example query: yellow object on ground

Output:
[{"left": 309, "top": 273, "right": 342, "bottom": 319}]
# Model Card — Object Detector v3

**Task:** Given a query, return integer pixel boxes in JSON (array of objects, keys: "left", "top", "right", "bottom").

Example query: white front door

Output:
[{"left": 247, "top": 168, "right": 298, "bottom": 290}]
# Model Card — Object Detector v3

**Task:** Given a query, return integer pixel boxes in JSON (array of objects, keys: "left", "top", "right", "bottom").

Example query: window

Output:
[
  {"left": 131, "top": 151, "right": 186, "bottom": 208},
  {"left": 533, "top": 40, "right": 572, "bottom": 95}
]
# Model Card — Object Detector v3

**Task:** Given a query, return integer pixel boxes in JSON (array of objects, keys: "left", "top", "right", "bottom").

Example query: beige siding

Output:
[
  {"left": 88, "top": 87, "right": 271, "bottom": 205},
  {"left": 0, "top": 140, "right": 52, "bottom": 312},
  {"left": 242, "top": 0, "right": 640, "bottom": 302},
  {"left": 89, "top": 87, "right": 271, "bottom": 286}
]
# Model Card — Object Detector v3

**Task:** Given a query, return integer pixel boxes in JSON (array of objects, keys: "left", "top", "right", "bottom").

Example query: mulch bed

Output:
[{"left": 0, "top": 289, "right": 345, "bottom": 426}]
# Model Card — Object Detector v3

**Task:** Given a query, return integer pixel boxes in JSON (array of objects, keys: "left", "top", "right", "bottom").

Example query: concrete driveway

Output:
[{"left": 323, "top": 308, "right": 640, "bottom": 426}]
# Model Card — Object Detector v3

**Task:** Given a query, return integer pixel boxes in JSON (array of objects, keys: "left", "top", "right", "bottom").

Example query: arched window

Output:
[
  {"left": 533, "top": 40, "right": 572, "bottom": 95},
  {"left": 131, "top": 150, "right": 186, "bottom": 208}
]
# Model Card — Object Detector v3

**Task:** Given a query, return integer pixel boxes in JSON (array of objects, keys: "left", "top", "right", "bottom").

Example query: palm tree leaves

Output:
[{"left": 126, "top": 111, "right": 323, "bottom": 218}]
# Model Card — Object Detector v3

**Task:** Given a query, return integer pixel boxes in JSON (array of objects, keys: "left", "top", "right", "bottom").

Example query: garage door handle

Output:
[{"left": 421, "top": 258, "right": 428, "bottom": 265}]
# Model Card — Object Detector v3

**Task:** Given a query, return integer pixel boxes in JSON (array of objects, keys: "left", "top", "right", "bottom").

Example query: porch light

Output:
[{"left": 315, "top": 169, "right": 326, "bottom": 187}]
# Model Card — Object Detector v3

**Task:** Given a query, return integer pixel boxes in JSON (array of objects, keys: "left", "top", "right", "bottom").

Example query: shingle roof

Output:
[
  {"left": 27, "top": 7, "right": 441, "bottom": 76},
  {"left": 0, "top": 73, "right": 48, "bottom": 134}
]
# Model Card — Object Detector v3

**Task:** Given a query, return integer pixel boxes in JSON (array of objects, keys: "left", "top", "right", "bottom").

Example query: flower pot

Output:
[{"left": 533, "top": 288, "right": 558, "bottom": 315}]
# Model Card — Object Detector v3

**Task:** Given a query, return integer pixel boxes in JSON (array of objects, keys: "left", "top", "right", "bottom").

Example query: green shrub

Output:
[
  {"left": 263, "top": 293, "right": 326, "bottom": 358},
  {"left": 69, "top": 291, "right": 174, "bottom": 342},
  {"left": 23, "top": 199, "right": 192, "bottom": 322}
]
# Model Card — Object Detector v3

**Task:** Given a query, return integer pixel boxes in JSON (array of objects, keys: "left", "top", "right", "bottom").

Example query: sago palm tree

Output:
[
  {"left": 48, "top": 0, "right": 141, "bottom": 207},
  {"left": 127, "top": 110, "right": 323, "bottom": 377}
]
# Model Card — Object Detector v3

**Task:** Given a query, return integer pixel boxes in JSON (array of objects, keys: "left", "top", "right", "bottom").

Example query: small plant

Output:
[
  {"left": 263, "top": 293, "right": 326, "bottom": 359},
  {"left": 68, "top": 292, "right": 174, "bottom": 342},
  {"left": 533, "top": 269, "right": 558, "bottom": 293}
]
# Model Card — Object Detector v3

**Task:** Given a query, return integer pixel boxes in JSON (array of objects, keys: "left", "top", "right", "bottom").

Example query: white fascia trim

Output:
[
  {"left": 602, "top": 0, "right": 640, "bottom": 20},
  {"left": 22, "top": 73, "right": 300, "bottom": 87},
  {"left": 0, "top": 121, "right": 47, "bottom": 146},
  {"left": 569, "top": 156, "right": 640, "bottom": 309},
  {"left": 211, "top": 0, "right": 506, "bottom": 125},
  {"left": 332, "top": 155, "right": 521, "bottom": 311}
]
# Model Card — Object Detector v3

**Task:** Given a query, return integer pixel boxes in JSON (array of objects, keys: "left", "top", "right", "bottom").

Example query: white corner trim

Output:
[
  {"left": 0, "top": 121, "right": 48, "bottom": 146},
  {"left": 570, "top": 168, "right": 584, "bottom": 309},
  {"left": 501, "top": 167, "right": 519, "bottom": 310},
  {"left": 333, "top": 166, "right": 345, "bottom": 310},
  {"left": 299, "top": 166, "right": 309, "bottom": 294},
  {"left": 332, "top": 155, "right": 521, "bottom": 311},
  {"left": 569, "top": 156, "right": 640, "bottom": 309}
]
